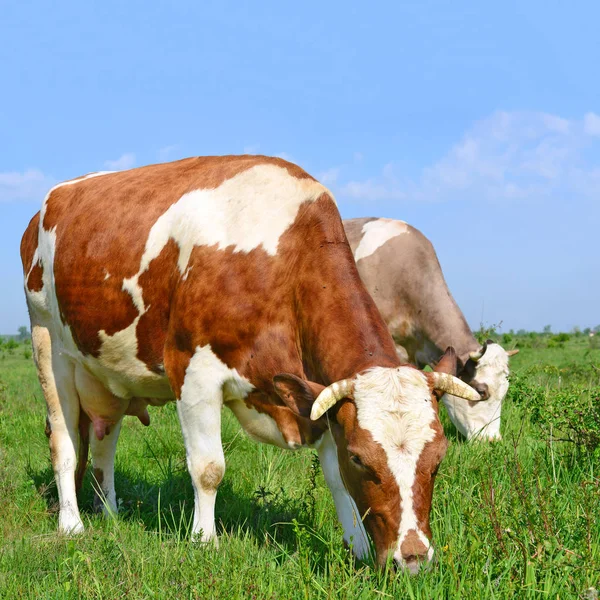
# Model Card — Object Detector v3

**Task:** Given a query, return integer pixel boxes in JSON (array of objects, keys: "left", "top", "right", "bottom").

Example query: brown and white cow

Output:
[
  {"left": 20, "top": 156, "right": 480, "bottom": 572},
  {"left": 344, "top": 218, "right": 518, "bottom": 441}
]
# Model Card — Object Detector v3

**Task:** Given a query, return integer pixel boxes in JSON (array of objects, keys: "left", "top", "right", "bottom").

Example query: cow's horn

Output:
[
  {"left": 470, "top": 341, "right": 489, "bottom": 362},
  {"left": 469, "top": 350, "right": 483, "bottom": 361},
  {"left": 430, "top": 372, "right": 483, "bottom": 401},
  {"left": 310, "top": 379, "right": 355, "bottom": 420}
]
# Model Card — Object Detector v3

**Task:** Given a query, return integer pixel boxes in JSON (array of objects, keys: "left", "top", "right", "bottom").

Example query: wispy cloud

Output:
[
  {"left": 584, "top": 112, "right": 600, "bottom": 136},
  {"left": 158, "top": 145, "right": 179, "bottom": 161},
  {"left": 243, "top": 144, "right": 260, "bottom": 155},
  {"left": 318, "top": 167, "right": 341, "bottom": 185},
  {"left": 0, "top": 169, "right": 54, "bottom": 203},
  {"left": 328, "top": 111, "right": 600, "bottom": 204},
  {"left": 104, "top": 152, "right": 136, "bottom": 171}
]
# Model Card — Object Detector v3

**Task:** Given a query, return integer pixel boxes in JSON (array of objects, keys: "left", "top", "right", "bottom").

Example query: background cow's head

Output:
[
  {"left": 443, "top": 340, "right": 519, "bottom": 441},
  {"left": 273, "top": 347, "right": 481, "bottom": 573}
]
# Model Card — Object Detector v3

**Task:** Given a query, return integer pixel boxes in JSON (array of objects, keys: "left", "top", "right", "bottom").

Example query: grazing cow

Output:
[
  {"left": 21, "top": 156, "right": 480, "bottom": 572},
  {"left": 344, "top": 218, "right": 518, "bottom": 441}
]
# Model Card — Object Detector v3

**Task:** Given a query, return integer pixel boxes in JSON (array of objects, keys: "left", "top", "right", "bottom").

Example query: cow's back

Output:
[{"left": 21, "top": 156, "right": 330, "bottom": 399}]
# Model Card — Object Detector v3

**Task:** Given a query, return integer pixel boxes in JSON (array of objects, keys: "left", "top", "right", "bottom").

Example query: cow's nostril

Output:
[
  {"left": 472, "top": 381, "right": 489, "bottom": 400},
  {"left": 399, "top": 556, "right": 423, "bottom": 575}
]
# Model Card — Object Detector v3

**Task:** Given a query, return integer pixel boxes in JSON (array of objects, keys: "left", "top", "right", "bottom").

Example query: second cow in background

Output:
[{"left": 344, "top": 218, "right": 518, "bottom": 441}]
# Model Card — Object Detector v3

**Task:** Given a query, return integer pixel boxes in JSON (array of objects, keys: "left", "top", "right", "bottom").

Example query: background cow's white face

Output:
[{"left": 443, "top": 341, "right": 514, "bottom": 440}]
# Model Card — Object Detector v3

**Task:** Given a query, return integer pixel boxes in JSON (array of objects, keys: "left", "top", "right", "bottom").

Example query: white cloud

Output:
[
  {"left": 243, "top": 144, "right": 260, "bottom": 155},
  {"left": 0, "top": 169, "right": 54, "bottom": 203},
  {"left": 328, "top": 111, "right": 600, "bottom": 204},
  {"left": 104, "top": 152, "right": 136, "bottom": 171},
  {"left": 584, "top": 112, "right": 600, "bottom": 136}
]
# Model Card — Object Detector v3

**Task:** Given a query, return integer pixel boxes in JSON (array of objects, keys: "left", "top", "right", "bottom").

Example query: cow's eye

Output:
[{"left": 350, "top": 454, "right": 364, "bottom": 467}]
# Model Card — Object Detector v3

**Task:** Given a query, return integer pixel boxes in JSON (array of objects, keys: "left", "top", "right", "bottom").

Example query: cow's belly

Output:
[{"left": 44, "top": 312, "right": 173, "bottom": 401}]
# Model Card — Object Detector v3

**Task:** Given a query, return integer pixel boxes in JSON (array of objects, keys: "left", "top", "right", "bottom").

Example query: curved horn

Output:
[
  {"left": 310, "top": 379, "right": 355, "bottom": 420},
  {"left": 469, "top": 341, "right": 488, "bottom": 362},
  {"left": 430, "top": 372, "right": 483, "bottom": 402},
  {"left": 469, "top": 350, "right": 483, "bottom": 362}
]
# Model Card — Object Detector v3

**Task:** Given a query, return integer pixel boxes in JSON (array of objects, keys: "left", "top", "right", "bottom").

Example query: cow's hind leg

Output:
[
  {"left": 89, "top": 419, "right": 123, "bottom": 515},
  {"left": 32, "top": 325, "right": 84, "bottom": 534},
  {"left": 74, "top": 364, "right": 125, "bottom": 516},
  {"left": 169, "top": 348, "right": 226, "bottom": 543}
]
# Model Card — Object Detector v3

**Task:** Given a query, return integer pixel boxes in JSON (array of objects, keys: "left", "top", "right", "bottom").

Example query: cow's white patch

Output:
[
  {"left": 443, "top": 343, "right": 509, "bottom": 440},
  {"left": 353, "top": 367, "right": 436, "bottom": 562},
  {"left": 313, "top": 430, "right": 371, "bottom": 559},
  {"left": 354, "top": 218, "right": 409, "bottom": 262},
  {"left": 128, "top": 164, "right": 329, "bottom": 279},
  {"left": 177, "top": 345, "right": 253, "bottom": 540}
]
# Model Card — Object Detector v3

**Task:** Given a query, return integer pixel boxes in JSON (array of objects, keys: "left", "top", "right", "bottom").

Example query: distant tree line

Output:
[{"left": 474, "top": 323, "right": 600, "bottom": 350}]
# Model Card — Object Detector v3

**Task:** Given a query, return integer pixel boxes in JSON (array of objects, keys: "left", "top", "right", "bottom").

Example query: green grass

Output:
[{"left": 0, "top": 343, "right": 599, "bottom": 599}]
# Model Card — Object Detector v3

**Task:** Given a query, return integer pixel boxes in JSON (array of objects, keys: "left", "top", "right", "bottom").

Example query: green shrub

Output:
[
  {"left": 5, "top": 339, "right": 18, "bottom": 353},
  {"left": 529, "top": 386, "right": 600, "bottom": 454}
]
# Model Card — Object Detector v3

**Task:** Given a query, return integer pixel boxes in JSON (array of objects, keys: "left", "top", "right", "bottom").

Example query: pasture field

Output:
[{"left": 0, "top": 339, "right": 599, "bottom": 599}]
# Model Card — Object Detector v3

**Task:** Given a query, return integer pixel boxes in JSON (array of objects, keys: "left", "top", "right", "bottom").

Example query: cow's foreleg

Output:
[
  {"left": 175, "top": 364, "right": 225, "bottom": 543},
  {"left": 314, "top": 430, "right": 371, "bottom": 559},
  {"left": 32, "top": 325, "right": 85, "bottom": 534},
  {"left": 90, "top": 418, "right": 123, "bottom": 515}
]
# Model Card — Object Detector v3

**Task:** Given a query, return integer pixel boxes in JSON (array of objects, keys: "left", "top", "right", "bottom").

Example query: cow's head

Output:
[
  {"left": 443, "top": 340, "right": 519, "bottom": 441},
  {"left": 273, "top": 347, "right": 481, "bottom": 573}
]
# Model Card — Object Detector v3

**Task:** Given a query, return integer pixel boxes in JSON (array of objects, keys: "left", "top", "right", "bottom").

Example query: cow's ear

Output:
[
  {"left": 434, "top": 346, "right": 458, "bottom": 376},
  {"left": 273, "top": 374, "right": 325, "bottom": 418},
  {"left": 507, "top": 349, "right": 520, "bottom": 357}
]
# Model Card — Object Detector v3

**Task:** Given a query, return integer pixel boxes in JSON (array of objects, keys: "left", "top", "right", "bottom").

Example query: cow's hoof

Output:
[
  {"left": 192, "top": 532, "right": 219, "bottom": 548},
  {"left": 58, "top": 517, "right": 85, "bottom": 535}
]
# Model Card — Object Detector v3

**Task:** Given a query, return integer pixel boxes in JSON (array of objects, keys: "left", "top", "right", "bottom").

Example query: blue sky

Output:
[{"left": 1, "top": 1, "right": 599, "bottom": 334}]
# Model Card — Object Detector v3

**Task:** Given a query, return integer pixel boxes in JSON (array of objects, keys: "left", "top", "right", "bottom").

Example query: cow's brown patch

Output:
[
  {"left": 200, "top": 461, "right": 224, "bottom": 490},
  {"left": 136, "top": 239, "right": 180, "bottom": 371},
  {"left": 411, "top": 416, "right": 447, "bottom": 539},
  {"left": 20, "top": 212, "right": 40, "bottom": 274},
  {"left": 27, "top": 261, "right": 44, "bottom": 292},
  {"left": 332, "top": 401, "right": 401, "bottom": 563}
]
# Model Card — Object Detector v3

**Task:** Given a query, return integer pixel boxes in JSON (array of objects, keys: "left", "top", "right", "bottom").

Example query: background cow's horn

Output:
[
  {"left": 430, "top": 372, "right": 483, "bottom": 401},
  {"left": 469, "top": 340, "right": 488, "bottom": 362},
  {"left": 310, "top": 379, "right": 355, "bottom": 420},
  {"left": 469, "top": 350, "right": 483, "bottom": 361}
]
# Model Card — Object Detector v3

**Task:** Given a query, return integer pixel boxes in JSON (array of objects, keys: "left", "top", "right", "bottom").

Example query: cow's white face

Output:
[
  {"left": 274, "top": 351, "right": 483, "bottom": 573},
  {"left": 443, "top": 342, "right": 511, "bottom": 440},
  {"left": 331, "top": 367, "right": 447, "bottom": 573}
]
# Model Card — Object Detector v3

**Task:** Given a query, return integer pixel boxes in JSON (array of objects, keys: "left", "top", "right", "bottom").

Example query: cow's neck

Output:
[
  {"left": 395, "top": 279, "right": 479, "bottom": 370},
  {"left": 293, "top": 205, "right": 400, "bottom": 383}
]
